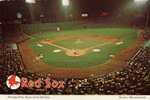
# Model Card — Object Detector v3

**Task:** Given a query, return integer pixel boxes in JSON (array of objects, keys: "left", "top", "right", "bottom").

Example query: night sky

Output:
[{"left": 0, "top": 0, "right": 149, "bottom": 23}]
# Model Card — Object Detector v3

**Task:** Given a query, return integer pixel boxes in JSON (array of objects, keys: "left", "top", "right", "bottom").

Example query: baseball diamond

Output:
[{"left": 18, "top": 27, "right": 142, "bottom": 78}]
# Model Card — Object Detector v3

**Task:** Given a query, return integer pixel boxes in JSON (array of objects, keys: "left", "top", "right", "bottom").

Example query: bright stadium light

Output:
[
  {"left": 17, "top": 12, "right": 22, "bottom": 19},
  {"left": 25, "top": 0, "right": 36, "bottom": 4},
  {"left": 134, "top": 0, "right": 149, "bottom": 29},
  {"left": 81, "top": 13, "right": 88, "bottom": 17},
  {"left": 134, "top": 0, "right": 148, "bottom": 4},
  {"left": 62, "top": 0, "right": 69, "bottom": 7}
]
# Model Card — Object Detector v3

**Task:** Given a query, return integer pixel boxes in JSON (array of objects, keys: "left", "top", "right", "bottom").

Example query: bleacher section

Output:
[{"left": 1, "top": 43, "right": 150, "bottom": 94}]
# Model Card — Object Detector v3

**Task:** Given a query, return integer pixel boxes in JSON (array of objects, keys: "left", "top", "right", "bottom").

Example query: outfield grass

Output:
[{"left": 28, "top": 28, "right": 137, "bottom": 68}]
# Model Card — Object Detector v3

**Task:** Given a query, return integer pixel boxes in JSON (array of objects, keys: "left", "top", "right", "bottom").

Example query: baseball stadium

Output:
[
  {"left": 0, "top": 0, "right": 150, "bottom": 95},
  {"left": 20, "top": 25, "right": 141, "bottom": 77}
]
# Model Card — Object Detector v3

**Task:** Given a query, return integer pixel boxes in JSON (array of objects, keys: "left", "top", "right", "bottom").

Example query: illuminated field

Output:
[{"left": 26, "top": 28, "right": 137, "bottom": 68}]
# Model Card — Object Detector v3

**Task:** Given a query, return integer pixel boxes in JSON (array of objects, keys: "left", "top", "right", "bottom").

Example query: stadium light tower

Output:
[
  {"left": 134, "top": 0, "right": 148, "bottom": 4},
  {"left": 62, "top": 0, "right": 70, "bottom": 7},
  {"left": 25, "top": 0, "right": 36, "bottom": 23},
  {"left": 62, "top": 0, "right": 70, "bottom": 21},
  {"left": 134, "top": 0, "right": 148, "bottom": 2},
  {"left": 25, "top": 0, "right": 36, "bottom": 4},
  {"left": 134, "top": 0, "right": 149, "bottom": 29}
]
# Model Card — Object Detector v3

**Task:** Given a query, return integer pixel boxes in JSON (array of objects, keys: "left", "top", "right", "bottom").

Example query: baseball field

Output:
[{"left": 19, "top": 27, "right": 143, "bottom": 78}]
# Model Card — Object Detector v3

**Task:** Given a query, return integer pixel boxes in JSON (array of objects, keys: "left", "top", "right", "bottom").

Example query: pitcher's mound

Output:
[{"left": 65, "top": 49, "right": 86, "bottom": 57}]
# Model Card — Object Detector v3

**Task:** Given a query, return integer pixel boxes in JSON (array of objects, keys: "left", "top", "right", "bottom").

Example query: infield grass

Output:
[{"left": 28, "top": 28, "right": 137, "bottom": 68}]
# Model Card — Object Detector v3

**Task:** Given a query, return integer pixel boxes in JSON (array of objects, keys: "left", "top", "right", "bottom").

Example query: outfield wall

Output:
[
  {"left": 21, "top": 21, "right": 132, "bottom": 34},
  {"left": 22, "top": 22, "right": 82, "bottom": 34}
]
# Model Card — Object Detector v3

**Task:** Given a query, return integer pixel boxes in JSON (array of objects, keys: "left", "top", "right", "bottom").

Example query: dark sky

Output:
[
  {"left": 33, "top": 0, "right": 130, "bottom": 19},
  {"left": 0, "top": 0, "right": 149, "bottom": 23},
  {"left": 40, "top": 0, "right": 128, "bottom": 14}
]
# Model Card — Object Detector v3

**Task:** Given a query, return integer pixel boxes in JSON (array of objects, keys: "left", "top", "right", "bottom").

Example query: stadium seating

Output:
[{"left": 1, "top": 43, "right": 150, "bottom": 94}]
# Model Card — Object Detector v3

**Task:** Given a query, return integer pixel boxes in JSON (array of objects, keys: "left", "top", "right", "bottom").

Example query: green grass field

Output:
[{"left": 27, "top": 28, "right": 137, "bottom": 69}]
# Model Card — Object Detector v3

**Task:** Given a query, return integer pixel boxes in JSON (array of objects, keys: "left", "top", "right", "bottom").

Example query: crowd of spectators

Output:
[
  {"left": 0, "top": 43, "right": 150, "bottom": 95},
  {"left": 64, "top": 47, "right": 150, "bottom": 95}
]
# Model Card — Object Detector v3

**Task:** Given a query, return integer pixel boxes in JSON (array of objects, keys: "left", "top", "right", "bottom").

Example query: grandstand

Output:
[{"left": 0, "top": 43, "right": 150, "bottom": 94}]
